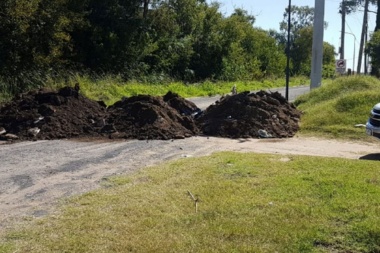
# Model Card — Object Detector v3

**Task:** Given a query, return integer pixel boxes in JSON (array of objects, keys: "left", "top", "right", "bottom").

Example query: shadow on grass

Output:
[{"left": 359, "top": 153, "right": 380, "bottom": 161}]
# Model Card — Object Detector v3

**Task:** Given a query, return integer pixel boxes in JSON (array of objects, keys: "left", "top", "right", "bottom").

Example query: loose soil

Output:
[
  {"left": 197, "top": 91, "right": 301, "bottom": 138},
  {"left": 0, "top": 86, "right": 301, "bottom": 141}
]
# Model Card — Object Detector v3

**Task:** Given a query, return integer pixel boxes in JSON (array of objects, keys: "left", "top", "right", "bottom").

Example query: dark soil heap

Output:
[
  {"left": 0, "top": 86, "right": 302, "bottom": 142},
  {"left": 196, "top": 91, "right": 302, "bottom": 138},
  {"left": 0, "top": 87, "right": 107, "bottom": 140},
  {"left": 0, "top": 88, "right": 200, "bottom": 141},
  {"left": 107, "top": 92, "right": 199, "bottom": 140}
]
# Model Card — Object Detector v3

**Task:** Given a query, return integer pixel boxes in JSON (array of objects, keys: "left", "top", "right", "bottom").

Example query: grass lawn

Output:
[{"left": 1, "top": 152, "right": 380, "bottom": 253}]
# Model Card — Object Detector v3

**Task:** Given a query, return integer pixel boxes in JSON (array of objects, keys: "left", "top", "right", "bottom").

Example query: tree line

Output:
[{"left": 0, "top": 0, "right": 344, "bottom": 93}]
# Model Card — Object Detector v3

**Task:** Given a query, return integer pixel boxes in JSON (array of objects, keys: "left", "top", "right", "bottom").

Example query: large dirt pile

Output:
[
  {"left": 107, "top": 93, "right": 199, "bottom": 140},
  {"left": 0, "top": 87, "right": 108, "bottom": 140},
  {"left": 196, "top": 91, "right": 302, "bottom": 138},
  {"left": 0, "top": 86, "right": 302, "bottom": 142},
  {"left": 0, "top": 88, "right": 200, "bottom": 141}
]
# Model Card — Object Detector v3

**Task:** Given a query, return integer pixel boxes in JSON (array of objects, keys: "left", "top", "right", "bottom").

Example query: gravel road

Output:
[{"left": 1, "top": 135, "right": 379, "bottom": 231}]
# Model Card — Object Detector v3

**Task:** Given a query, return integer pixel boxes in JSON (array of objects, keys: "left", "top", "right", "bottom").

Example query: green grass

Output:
[
  {"left": 15, "top": 73, "right": 307, "bottom": 106},
  {"left": 2, "top": 152, "right": 380, "bottom": 253},
  {"left": 78, "top": 76, "right": 307, "bottom": 106},
  {"left": 295, "top": 75, "right": 380, "bottom": 141},
  {"left": 74, "top": 76, "right": 307, "bottom": 106}
]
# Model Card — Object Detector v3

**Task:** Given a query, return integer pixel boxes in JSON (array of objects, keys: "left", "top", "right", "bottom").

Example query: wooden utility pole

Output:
[
  {"left": 285, "top": 0, "right": 291, "bottom": 101},
  {"left": 340, "top": 0, "right": 346, "bottom": 60},
  {"left": 365, "top": 21, "right": 368, "bottom": 74},
  {"left": 357, "top": 0, "right": 369, "bottom": 74},
  {"left": 143, "top": 0, "right": 150, "bottom": 19}
]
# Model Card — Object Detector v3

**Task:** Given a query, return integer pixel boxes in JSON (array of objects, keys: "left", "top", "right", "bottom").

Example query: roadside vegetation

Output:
[
  {"left": 0, "top": 73, "right": 308, "bottom": 105},
  {"left": 0, "top": 0, "right": 336, "bottom": 99},
  {"left": 295, "top": 75, "right": 380, "bottom": 141}
]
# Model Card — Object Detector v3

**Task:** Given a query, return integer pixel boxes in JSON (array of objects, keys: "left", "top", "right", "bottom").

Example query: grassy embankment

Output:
[
  {"left": 1, "top": 75, "right": 380, "bottom": 252},
  {"left": 295, "top": 75, "right": 380, "bottom": 141}
]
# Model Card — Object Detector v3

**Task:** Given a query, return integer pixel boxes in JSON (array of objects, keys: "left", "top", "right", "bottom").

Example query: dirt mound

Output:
[
  {"left": 196, "top": 91, "right": 302, "bottom": 138},
  {"left": 107, "top": 93, "right": 199, "bottom": 140},
  {"left": 0, "top": 87, "right": 302, "bottom": 142},
  {"left": 0, "top": 87, "right": 107, "bottom": 140},
  {"left": 0, "top": 88, "right": 201, "bottom": 141}
]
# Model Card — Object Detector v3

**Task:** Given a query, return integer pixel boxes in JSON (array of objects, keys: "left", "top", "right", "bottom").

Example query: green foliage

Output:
[
  {"left": 340, "top": 0, "right": 377, "bottom": 15},
  {"left": 367, "top": 30, "right": 380, "bottom": 76},
  {"left": 295, "top": 76, "right": 380, "bottom": 139},
  {"left": 292, "top": 27, "right": 313, "bottom": 75},
  {"left": 322, "top": 42, "right": 336, "bottom": 78},
  {"left": 218, "top": 12, "right": 286, "bottom": 80},
  {"left": 0, "top": 0, "right": 339, "bottom": 95},
  {"left": 280, "top": 5, "right": 316, "bottom": 34},
  {"left": 2, "top": 152, "right": 380, "bottom": 252},
  {"left": 277, "top": 5, "right": 333, "bottom": 77}
]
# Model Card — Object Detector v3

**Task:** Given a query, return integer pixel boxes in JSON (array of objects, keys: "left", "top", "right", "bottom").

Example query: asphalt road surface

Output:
[{"left": 188, "top": 85, "right": 310, "bottom": 110}]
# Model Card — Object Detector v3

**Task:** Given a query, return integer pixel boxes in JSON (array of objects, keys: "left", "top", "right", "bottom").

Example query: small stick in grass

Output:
[{"left": 187, "top": 190, "right": 199, "bottom": 213}]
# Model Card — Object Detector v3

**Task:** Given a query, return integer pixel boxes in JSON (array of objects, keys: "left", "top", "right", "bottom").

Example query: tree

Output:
[
  {"left": 0, "top": 0, "right": 303, "bottom": 90},
  {"left": 322, "top": 42, "right": 337, "bottom": 78},
  {"left": 69, "top": 0, "right": 146, "bottom": 72},
  {"left": 291, "top": 27, "right": 335, "bottom": 77},
  {"left": 278, "top": 5, "right": 329, "bottom": 76},
  {"left": 279, "top": 5, "right": 327, "bottom": 44},
  {"left": 280, "top": 5, "right": 315, "bottom": 36},
  {"left": 0, "top": 0, "right": 84, "bottom": 92},
  {"left": 219, "top": 9, "right": 286, "bottom": 80},
  {"left": 367, "top": 30, "right": 380, "bottom": 76},
  {"left": 339, "top": 0, "right": 376, "bottom": 72},
  {"left": 145, "top": 0, "right": 213, "bottom": 80},
  {"left": 376, "top": 0, "right": 380, "bottom": 31}
]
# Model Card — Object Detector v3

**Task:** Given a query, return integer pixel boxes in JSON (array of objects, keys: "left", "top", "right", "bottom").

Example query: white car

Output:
[{"left": 366, "top": 103, "right": 380, "bottom": 139}]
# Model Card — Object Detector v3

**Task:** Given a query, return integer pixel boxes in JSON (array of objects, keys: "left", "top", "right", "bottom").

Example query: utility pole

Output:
[
  {"left": 357, "top": 0, "right": 369, "bottom": 74},
  {"left": 345, "top": 32, "right": 356, "bottom": 73},
  {"left": 340, "top": 0, "right": 346, "bottom": 60},
  {"left": 364, "top": 21, "right": 368, "bottom": 74},
  {"left": 285, "top": 0, "right": 291, "bottom": 101},
  {"left": 310, "top": 0, "right": 325, "bottom": 89}
]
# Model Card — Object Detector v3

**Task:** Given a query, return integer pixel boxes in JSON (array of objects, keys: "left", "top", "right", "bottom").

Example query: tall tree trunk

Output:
[
  {"left": 357, "top": 0, "right": 369, "bottom": 74},
  {"left": 375, "top": 0, "right": 380, "bottom": 31},
  {"left": 143, "top": 0, "right": 149, "bottom": 19}
]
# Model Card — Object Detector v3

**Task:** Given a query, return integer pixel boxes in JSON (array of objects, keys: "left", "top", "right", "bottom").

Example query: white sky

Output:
[{"left": 213, "top": 0, "right": 377, "bottom": 72}]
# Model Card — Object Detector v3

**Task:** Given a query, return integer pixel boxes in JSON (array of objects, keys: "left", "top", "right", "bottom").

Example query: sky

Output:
[{"left": 213, "top": 0, "right": 377, "bottom": 73}]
